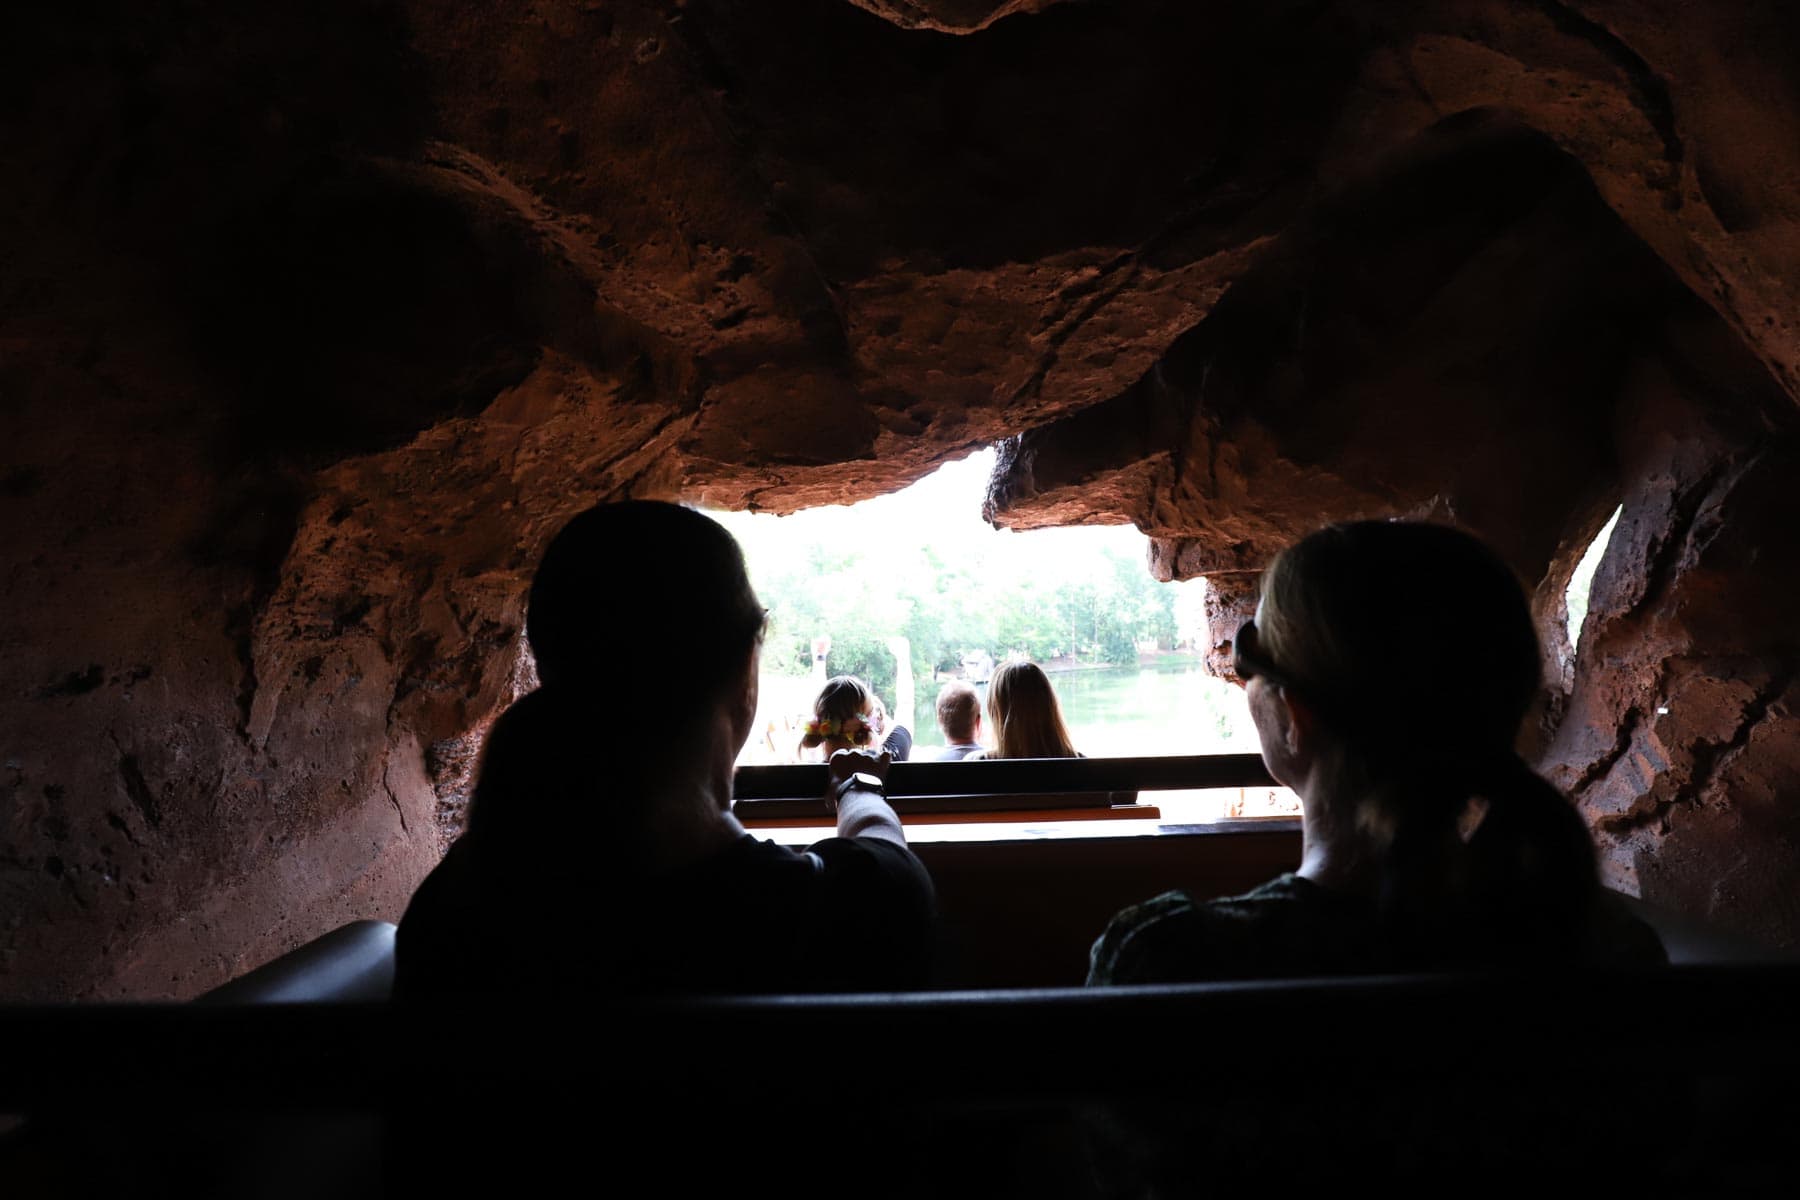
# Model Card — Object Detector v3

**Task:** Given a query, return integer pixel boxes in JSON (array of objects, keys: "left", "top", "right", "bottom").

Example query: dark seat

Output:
[
  {"left": 182, "top": 875, "right": 1788, "bottom": 1011},
  {"left": 1, "top": 922, "right": 400, "bottom": 1198},
  {"left": 7, "top": 967, "right": 1800, "bottom": 1194},
  {"left": 74, "top": 744, "right": 1789, "bottom": 1193},
  {"left": 199, "top": 920, "right": 396, "bottom": 1004},
  {"left": 1613, "top": 891, "right": 1797, "bottom": 965}
]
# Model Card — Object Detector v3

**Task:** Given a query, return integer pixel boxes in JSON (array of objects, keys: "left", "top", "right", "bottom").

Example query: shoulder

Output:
[
  {"left": 1087, "top": 889, "right": 1209, "bottom": 985},
  {"left": 1582, "top": 891, "right": 1671, "bottom": 967},
  {"left": 395, "top": 836, "right": 496, "bottom": 998},
  {"left": 695, "top": 833, "right": 817, "bottom": 884},
  {"left": 649, "top": 836, "right": 824, "bottom": 920},
  {"left": 808, "top": 835, "right": 932, "bottom": 899},
  {"left": 1087, "top": 875, "right": 1343, "bottom": 986},
  {"left": 399, "top": 835, "right": 479, "bottom": 935},
  {"left": 798, "top": 835, "right": 936, "bottom": 989}
]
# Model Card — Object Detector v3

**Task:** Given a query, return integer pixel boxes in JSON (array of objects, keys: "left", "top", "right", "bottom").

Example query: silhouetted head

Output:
[
  {"left": 986, "top": 660, "right": 1078, "bottom": 759},
  {"left": 935, "top": 680, "right": 982, "bottom": 745},
  {"left": 1236, "top": 520, "right": 1540, "bottom": 793},
  {"left": 527, "top": 500, "right": 766, "bottom": 714},
  {"left": 800, "top": 675, "right": 878, "bottom": 756},
  {"left": 472, "top": 501, "right": 764, "bottom": 860},
  {"left": 1233, "top": 519, "right": 1596, "bottom": 958}
]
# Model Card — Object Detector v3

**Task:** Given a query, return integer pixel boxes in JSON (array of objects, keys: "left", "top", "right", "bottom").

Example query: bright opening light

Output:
[
  {"left": 709, "top": 448, "right": 1289, "bottom": 825},
  {"left": 1565, "top": 506, "right": 1621, "bottom": 654}
]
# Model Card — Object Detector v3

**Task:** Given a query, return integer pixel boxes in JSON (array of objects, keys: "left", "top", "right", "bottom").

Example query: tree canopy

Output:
[{"left": 712, "top": 501, "right": 1194, "bottom": 706}]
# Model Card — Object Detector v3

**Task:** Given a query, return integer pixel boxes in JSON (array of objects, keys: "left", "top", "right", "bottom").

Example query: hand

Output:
[
  {"left": 827, "top": 746, "right": 893, "bottom": 787},
  {"left": 884, "top": 635, "right": 910, "bottom": 660}
]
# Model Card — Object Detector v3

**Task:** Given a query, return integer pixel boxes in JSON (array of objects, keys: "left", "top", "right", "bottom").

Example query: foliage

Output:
[{"left": 740, "top": 520, "right": 1186, "bottom": 702}]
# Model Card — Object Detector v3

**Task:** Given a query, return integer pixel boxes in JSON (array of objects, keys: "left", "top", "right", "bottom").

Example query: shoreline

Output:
[{"left": 985, "top": 651, "right": 1205, "bottom": 678}]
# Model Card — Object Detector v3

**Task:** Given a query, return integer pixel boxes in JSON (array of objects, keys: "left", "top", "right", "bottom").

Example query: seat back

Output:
[
  {"left": 1611, "top": 891, "right": 1796, "bottom": 964},
  {"left": 200, "top": 920, "right": 397, "bottom": 1004}
]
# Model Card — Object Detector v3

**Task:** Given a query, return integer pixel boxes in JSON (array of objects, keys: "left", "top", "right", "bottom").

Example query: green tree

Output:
[{"left": 822, "top": 635, "right": 898, "bottom": 704}]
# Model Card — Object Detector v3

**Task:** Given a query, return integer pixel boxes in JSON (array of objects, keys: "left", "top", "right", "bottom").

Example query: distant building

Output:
[{"left": 960, "top": 650, "right": 994, "bottom": 684}]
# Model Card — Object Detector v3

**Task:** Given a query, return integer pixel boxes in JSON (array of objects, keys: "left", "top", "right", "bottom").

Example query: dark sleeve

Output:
[
  {"left": 805, "top": 835, "right": 936, "bottom": 989},
  {"left": 882, "top": 724, "right": 913, "bottom": 762}
]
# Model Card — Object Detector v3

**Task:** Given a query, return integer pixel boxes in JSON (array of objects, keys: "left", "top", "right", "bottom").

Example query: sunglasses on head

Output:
[
  {"left": 1233, "top": 619, "right": 1296, "bottom": 692},
  {"left": 1234, "top": 619, "right": 1354, "bottom": 733}
]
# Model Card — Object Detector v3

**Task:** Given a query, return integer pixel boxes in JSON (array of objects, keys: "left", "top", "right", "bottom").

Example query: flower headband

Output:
[{"left": 805, "top": 714, "right": 873, "bottom": 741}]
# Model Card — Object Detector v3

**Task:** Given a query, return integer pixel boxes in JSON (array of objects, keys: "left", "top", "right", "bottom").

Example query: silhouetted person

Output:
[
  {"left": 932, "top": 680, "right": 984, "bottom": 760},
  {"left": 396, "top": 501, "right": 934, "bottom": 997},
  {"left": 1089, "top": 520, "right": 1664, "bottom": 983},
  {"left": 974, "top": 660, "right": 1080, "bottom": 759},
  {"left": 800, "top": 674, "right": 913, "bottom": 762}
]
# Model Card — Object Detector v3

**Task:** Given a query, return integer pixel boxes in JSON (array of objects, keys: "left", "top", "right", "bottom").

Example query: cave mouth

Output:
[{"left": 706, "top": 449, "right": 1299, "bottom": 825}]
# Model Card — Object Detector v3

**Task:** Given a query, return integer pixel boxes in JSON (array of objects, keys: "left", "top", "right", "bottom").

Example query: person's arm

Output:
[
  {"left": 881, "top": 723, "right": 913, "bottom": 762},
  {"left": 826, "top": 748, "right": 906, "bottom": 848}
]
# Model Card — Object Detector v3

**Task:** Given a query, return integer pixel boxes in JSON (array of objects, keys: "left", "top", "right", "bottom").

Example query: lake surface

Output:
[{"left": 1046, "top": 659, "right": 1260, "bottom": 759}]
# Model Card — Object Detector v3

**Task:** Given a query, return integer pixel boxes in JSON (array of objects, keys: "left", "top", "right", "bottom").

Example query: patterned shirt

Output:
[{"left": 1088, "top": 873, "right": 1667, "bottom": 985}]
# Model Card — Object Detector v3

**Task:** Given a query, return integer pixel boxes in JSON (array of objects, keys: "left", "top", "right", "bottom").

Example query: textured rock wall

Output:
[
  {"left": 4, "top": 0, "right": 1799, "bottom": 998},
  {"left": 991, "top": 112, "right": 1800, "bottom": 931},
  {"left": 1546, "top": 348, "right": 1800, "bottom": 941}
]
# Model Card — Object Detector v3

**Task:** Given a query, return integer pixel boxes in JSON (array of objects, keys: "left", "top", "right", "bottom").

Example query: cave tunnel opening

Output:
[{"left": 705, "top": 447, "right": 1299, "bottom": 835}]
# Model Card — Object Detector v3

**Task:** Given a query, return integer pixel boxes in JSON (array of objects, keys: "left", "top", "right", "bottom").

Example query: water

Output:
[
  {"left": 1047, "top": 659, "right": 1260, "bottom": 760},
  {"left": 986, "top": 661, "right": 1295, "bottom": 822}
]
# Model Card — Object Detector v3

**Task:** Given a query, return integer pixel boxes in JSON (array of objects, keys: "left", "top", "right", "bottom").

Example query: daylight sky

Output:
[{"left": 708, "top": 446, "right": 1204, "bottom": 629}]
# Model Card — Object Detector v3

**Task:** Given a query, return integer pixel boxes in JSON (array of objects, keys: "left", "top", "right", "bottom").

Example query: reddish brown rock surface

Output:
[{"left": 3, "top": 0, "right": 1798, "bottom": 998}]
